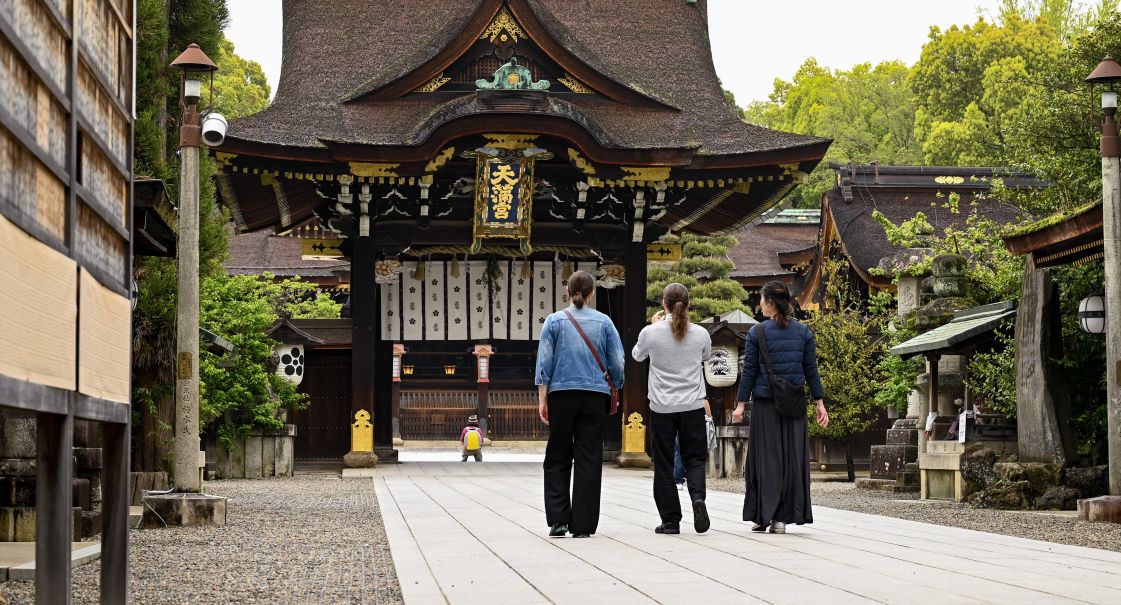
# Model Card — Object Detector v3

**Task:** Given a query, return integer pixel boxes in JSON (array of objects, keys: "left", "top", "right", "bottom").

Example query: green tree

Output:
[
  {"left": 212, "top": 37, "right": 271, "bottom": 119},
  {"left": 646, "top": 234, "right": 750, "bottom": 321},
  {"left": 199, "top": 275, "right": 340, "bottom": 444},
  {"left": 910, "top": 15, "right": 1063, "bottom": 166},
  {"left": 806, "top": 255, "right": 888, "bottom": 481},
  {"left": 745, "top": 59, "right": 924, "bottom": 206}
]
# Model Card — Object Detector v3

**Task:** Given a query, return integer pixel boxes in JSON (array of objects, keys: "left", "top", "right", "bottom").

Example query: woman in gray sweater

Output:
[{"left": 632, "top": 283, "right": 712, "bottom": 535}]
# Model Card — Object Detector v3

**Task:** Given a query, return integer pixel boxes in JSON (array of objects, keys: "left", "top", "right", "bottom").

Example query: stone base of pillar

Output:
[
  {"left": 1078, "top": 495, "right": 1121, "bottom": 523},
  {"left": 343, "top": 451, "right": 378, "bottom": 468},
  {"left": 140, "top": 493, "right": 227, "bottom": 528},
  {"left": 374, "top": 448, "right": 399, "bottom": 464},
  {"left": 616, "top": 451, "right": 652, "bottom": 469}
]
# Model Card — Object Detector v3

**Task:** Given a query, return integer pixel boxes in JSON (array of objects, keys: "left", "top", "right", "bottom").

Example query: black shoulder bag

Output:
[{"left": 754, "top": 324, "right": 808, "bottom": 420}]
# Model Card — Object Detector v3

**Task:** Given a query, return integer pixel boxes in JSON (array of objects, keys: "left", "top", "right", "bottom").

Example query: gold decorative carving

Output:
[
  {"left": 351, "top": 410, "right": 373, "bottom": 453},
  {"left": 214, "top": 152, "right": 237, "bottom": 167},
  {"left": 483, "top": 134, "right": 539, "bottom": 150},
  {"left": 415, "top": 74, "right": 451, "bottom": 93},
  {"left": 622, "top": 412, "right": 646, "bottom": 453},
  {"left": 567, "top": 148, "right": 596, "bottom": 175},
  {"left": 425, "top": 147, "right": 456, "bottom": 172},
  {"left": 620, "top": 166, "right": 671, "bottom": 182},
  {"left": 934, "top": 175, "right": 966, "bottom": 185},
  {"left": 558, "top": 74, "right": 593, "bottom": 94},
  {"left": 349, "top": 162, "right": 400, "bottom": 178},
  {"left": 481, "top": 7, "right": 525, "bottom": 43}
]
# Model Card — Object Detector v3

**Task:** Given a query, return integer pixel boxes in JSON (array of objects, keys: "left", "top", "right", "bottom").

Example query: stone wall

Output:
[{"left": 213, "top": 425, "right": 296, "bottom": 479}]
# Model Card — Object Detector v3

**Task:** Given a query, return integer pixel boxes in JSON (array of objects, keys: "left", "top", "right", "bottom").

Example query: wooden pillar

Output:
[
  {"left": 37, "top": 412, "right": 73, "bottom": 604},
  {"left": 348, "top": 235, "right": 384, "bottom": 464},
  {"left": 925, "top": 354, "right": 941, "bottom": 447},
  {"left": 617, "top": 240, "right": 651, "bottom": 468},
  {"left": 101, "top": 421, "right": 129, "bottom": 604}
]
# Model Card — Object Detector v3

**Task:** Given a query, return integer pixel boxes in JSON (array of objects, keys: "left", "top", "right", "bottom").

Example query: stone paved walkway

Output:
[{"left": 369, "top": 461, "right": 1121, "bottom": 605}]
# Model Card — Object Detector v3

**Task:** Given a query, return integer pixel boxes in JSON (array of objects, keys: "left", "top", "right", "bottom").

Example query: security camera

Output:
[{"left": 201, "top": 113, "right": 227, "bottom": 146}]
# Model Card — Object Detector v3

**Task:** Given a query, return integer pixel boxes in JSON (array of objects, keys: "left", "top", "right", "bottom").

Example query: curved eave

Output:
[
  {"left": 1003, "top": 202, "right": 1103, "bottom": 256},
  {"left": 218, "top": 116, "right": 831, "bottom": 174}
]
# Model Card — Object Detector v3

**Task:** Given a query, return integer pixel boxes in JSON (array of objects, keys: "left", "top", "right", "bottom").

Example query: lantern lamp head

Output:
[
  {"left": 169, "top": 43, "right": 217, "bottom": 73},
  {"left": 1079, "top": 294, "right": 1106, "bottom": 335}
]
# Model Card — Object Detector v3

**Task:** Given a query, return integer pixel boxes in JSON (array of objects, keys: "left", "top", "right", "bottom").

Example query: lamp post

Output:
[
  {"left": 170, "top": 43, "right": 216, "bottom": 493},
  {"left": 1087, "top": 57, "right": 1121, "bottom": 496}
]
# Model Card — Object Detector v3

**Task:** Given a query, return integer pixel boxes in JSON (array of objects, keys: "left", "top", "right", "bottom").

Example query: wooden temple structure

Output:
[
  {"left": 215, "top": 0, "right": 830, "bottom": 463},
  {"left": 0, "top": 0, "right": 135, "bottom": 599}
]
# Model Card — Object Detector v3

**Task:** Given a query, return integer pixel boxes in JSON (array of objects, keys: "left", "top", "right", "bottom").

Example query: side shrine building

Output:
[{"left": 215, "top": 0, "right": 830, "bottom": 463}]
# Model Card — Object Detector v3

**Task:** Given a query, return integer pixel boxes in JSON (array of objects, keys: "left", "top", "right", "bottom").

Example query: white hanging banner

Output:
[
  {"left": 401, "top": 262, "right": 423, "bottom": 341},
  {"left": 424, "top": 262, "right": 446, "bottom": 340},
  {"left": 509, "top": 262, "right": 532, "bottom": 340},
  {"left": 532, "top": 261, "right": 553, "bottom": 340},
  {"left": 381, "top": 276, "right": 401, "bottom": 341},
  {"left": 446, "top": 260, "right": 469, "bottom": 341},
  {"left": 490, "top": 260, "right": 511, "bottom": 340},
  {"left": 468, "top": 261, "right": 492, "bottom": 340}
]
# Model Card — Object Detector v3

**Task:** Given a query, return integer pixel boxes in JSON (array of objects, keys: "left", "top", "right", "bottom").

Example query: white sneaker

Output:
[
  {"left": 676, "top": 483, "right": 685, "bottom": 491},
  {"left": 769, "top": 522, "right": 786, "bottom": 534}
]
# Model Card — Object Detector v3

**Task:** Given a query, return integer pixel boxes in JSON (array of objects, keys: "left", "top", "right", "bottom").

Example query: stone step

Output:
[
  {"left": 891, "top": 484, "right": 920, "bottom": 494},
  {"left": 896, "top": 470, "right": 919, "bottom": 487},
  {"left": 886, "top": 428, "right": 919, "bottom": 446},
  {"left": 869, "top": 445, "right": 918, "bottom": 480},
  {"left": 851, "top": 477, "right": 896, "bottom": 490}
]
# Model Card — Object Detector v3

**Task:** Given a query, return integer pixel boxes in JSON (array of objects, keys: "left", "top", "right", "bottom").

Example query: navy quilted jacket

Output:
[{"left": 736, "top": 319, "right": 825, "bottom": 402}]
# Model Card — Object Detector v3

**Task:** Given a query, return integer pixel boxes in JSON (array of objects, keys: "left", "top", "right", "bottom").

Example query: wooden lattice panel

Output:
[
  {"left": 79, "top": 0, "right": 130, "bottom": 105},
  {"left": 0, "top": 36, "right": 68, "bottom": 167},
  {"left": 78, "top": 268, "right": 130, "bottom": 403},
  {"left": 80, "top": 135, "right": 127, "bottom": 226},
  {"left": 0, "top": 126, "right": 67, "bottom": 243},
  {"left": 0, "top": 0, "right": 69, "bottom": 92},
  {"left": 78, "top": 62, "right": 129, "bottom": 167},
  {"left": 0, "top": 212, "right": 77, "bottom": 390},
  {"left": 75, "top": 201, "right": 126, "bottom": 286}
]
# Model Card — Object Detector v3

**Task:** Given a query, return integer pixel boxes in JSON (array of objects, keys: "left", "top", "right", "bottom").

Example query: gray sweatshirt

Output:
[{"left": 631, "top": 318, "right": 712, "bottom": 413}]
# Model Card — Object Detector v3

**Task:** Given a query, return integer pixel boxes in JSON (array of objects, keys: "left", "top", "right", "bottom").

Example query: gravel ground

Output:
[
  {"left": 1, "top": 476, "right": 401, "bottom": 605},
  {"left": 709, "top": 476, "right": 1121, "bottom": 553}
]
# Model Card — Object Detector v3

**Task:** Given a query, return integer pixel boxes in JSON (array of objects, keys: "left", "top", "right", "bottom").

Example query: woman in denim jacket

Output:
[{"left": 535, "top": 271, "right": 625, "bottom": 539}]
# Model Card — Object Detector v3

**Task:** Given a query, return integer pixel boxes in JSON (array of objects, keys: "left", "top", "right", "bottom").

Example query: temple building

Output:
[{"left": 214, "top": 0, "right": 830, "bottom": 464}]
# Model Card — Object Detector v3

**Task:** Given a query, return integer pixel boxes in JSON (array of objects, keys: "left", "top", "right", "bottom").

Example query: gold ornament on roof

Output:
[
  {"left": 425, "top": 147, "right": 456, "bottom": 172},
  {"left": 558, "top": 74, "right": 593, "bottom": 94},
  {"left": 481, "top": 7, "right": 525, "bottom": 44},
  {"left": 567, "top": 148, "right": 596, "bottom": 175},
  {"left": 620, "top": 166, "right": 671, "bottom": 182},
  {"left": 415, "top": 73, "right": 451, "bottom": 93}
]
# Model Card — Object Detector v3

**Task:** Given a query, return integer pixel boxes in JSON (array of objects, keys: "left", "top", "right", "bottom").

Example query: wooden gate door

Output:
[{"left": 292, "top": 350, "right": 351, "bottom": 460}]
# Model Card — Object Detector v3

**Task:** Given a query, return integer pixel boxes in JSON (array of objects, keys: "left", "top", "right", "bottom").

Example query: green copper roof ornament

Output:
[{"left": 476, "top": 58, "right": 550, "bottom": 91}]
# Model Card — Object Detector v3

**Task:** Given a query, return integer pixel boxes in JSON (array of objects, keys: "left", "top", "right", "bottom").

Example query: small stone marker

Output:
[
  {"left": 343, "top": 409, "right": 378, "bottom": 468},
  {"left": 1077, "top": 495, "right": 1121, "bottom": 523}
]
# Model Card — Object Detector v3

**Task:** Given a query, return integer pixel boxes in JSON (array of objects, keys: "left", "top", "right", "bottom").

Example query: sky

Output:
[{"left": 224, "top": 0, "right": 1006, "bottom": 106}]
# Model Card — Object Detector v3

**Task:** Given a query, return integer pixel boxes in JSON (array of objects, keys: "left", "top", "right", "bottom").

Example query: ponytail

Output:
[
  {"left": 671, "top": 301, "right": 689, "bottom": 340},
  {"left": 567, "top": 270, "right": 595, "bottom": 309},
  {"left": 762, "top": 280, "right": 793, "bottom": 328},
  {"left": 663, "top": 283, "right": 691, "bottom": 341}
]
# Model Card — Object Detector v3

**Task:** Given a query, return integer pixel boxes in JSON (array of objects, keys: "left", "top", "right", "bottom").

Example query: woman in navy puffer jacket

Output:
[{"left": 732, "top": 281, "right": 829, "bottom": 534}]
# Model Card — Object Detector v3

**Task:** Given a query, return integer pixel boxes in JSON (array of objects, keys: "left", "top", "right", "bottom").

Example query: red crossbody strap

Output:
[{"left": 562, "top": 310, "right": 616, "bottom": 391}]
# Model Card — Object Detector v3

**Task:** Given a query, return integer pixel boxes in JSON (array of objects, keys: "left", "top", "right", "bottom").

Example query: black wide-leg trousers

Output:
[
  {"left": 543, "top": 390, "right": 608, "bottom": 534},
  {"left": 651, "top": 407, "right": 708, "bottom": 524}
]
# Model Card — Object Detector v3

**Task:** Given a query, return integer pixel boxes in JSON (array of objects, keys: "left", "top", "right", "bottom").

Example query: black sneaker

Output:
[
  {"left": 571, "top": 533, "right": 591, "bottom": 538},
  {"left": 655, "top": 523, "right": 680, "bottom": 534},
  {"left": 692, "top": 500, "right": 710, "bottom": 534},
  {"left": 750, "top": 522, "right": 769, "bottom": 532},
  {"left": 549, "top": 523, "right": 568, "bottom": 537}
]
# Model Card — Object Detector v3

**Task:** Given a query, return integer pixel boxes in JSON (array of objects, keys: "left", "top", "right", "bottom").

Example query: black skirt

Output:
[{"left": 743, "top": 397, "right": 813, "bottom": 525}]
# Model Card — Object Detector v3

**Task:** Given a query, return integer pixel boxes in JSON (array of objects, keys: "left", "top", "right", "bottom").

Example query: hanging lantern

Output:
[
  {"left": 1079, "top": 294, "right": 1106, "bottom": 334},
  {"left": 275, "top": 344, "right": 306, "bottom": 386},
  {"left": 704, "top": 345, "right": 739, "bottom": 387},
  {"left": 474, "top": 344, "right": 494, "bottom": 383}
]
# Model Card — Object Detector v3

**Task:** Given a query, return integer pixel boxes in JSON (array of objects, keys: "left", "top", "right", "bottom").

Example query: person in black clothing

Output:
[{"left": 732, "top": 281, "right": 829, "bottom": 534}]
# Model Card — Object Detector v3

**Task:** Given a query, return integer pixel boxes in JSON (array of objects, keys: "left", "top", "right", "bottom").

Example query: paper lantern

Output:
[
  {"left": 704, "top": 345, "right": 739, "bottom": 387},
  {"left": 1079, "top": 295, "right": 1106, "bottom": 335}
]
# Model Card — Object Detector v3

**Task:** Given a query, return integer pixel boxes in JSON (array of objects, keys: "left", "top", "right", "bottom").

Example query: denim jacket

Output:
[{"left": 535, "top": 306, "right": 625, "bottom": 395}]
